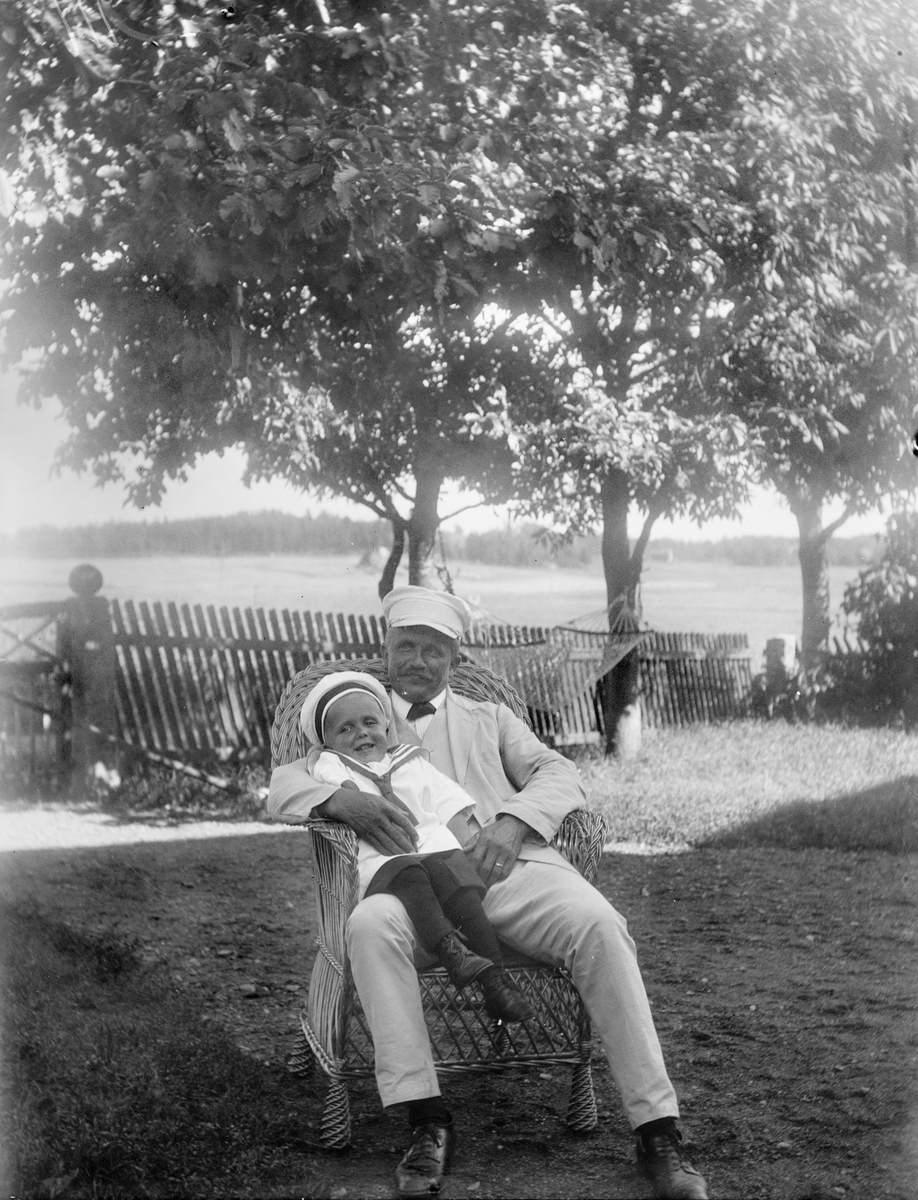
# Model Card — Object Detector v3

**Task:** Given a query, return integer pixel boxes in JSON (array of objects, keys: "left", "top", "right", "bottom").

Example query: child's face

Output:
[{"left": 323, "top": 693, "right": 388, "bottom": 761}]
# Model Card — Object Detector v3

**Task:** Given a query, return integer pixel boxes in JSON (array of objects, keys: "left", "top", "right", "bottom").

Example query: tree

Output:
[
  {"left": 0, "top": 1, "right": 537, "bottom": 587},
  {"left": 457, "top": 1, "right": 770, "bottom": 753},
  {"left": 723, "top": 0, "right": 918, "bottom": 665},
  {"left": 246, "top": 304, "right": 526, "bottom": 593},
  {"left": 4, "top": 0, "right": 913, "bottom": 689},
  {"left": 468, "top": 0, "right": 918, "bottom": 745},
  {"left": 13, "top": 0, "right": 755, "bottom": 599}
]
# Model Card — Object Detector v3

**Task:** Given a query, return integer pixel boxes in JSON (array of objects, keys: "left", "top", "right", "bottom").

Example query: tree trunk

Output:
[
  {"left": 598, "top": 469, "right": 642, "bottom": 758},
  {"left": 406, "top": 464, "right": 443, "bottom": 588},
  {"left": 792, "top": 495, "right": 831, "bottom": 669},
  {"left": 377, "top": 520, "right": 406, "bottom": 600}
]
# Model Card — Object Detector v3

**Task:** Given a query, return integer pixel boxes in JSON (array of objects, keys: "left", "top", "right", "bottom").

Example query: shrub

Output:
[
  {"left": 828, "top": 511, "right": 918, "bottom": 726},
  {"left": 747, "top": 512, "right": 918, "bottom": 728},
  {"left": 753, "top": 512, "right": 918, "bottom": 727},
  {"left": 97, "top": 760, "right": 270, "bottom": 821}
]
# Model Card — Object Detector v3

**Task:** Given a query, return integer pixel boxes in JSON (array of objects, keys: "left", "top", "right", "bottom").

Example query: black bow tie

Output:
[{"left": 406, "top": 701, "right": 436, "bottom": 722}]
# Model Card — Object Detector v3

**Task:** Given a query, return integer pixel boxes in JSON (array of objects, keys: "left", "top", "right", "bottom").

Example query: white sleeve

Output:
[
  {"left": 401, "top": 758, "right": 477, "bottom": 825},
  {"left": 311, "top": 751, "right": 353, "bottom": 786}
]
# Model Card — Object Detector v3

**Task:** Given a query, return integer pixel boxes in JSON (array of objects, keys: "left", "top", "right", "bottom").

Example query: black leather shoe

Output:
[
  {"left": 395, "top": 1122, "right": 455, "bottom": 1196},
  {"left": 636, "top": 1124, "right": 708, "bottom": 1199},
  {"left": 435, "top": 931, "right": 493, "bottom": 987},
  {"left": 480, "top": 968, "right": 535, "bottom": 1023}
]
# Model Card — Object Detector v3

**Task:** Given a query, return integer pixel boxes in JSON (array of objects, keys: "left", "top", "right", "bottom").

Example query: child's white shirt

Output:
[{"left": 308, "top": 745, "right": 476, "bottom": 898}]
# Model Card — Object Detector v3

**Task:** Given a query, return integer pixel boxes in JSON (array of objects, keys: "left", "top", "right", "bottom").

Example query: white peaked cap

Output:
[
  {"left": 382, "top": 585, "right": 472, "bottom": 641},
  {"left": 299, "top": 670, "right": 392, "bottom": 745}
]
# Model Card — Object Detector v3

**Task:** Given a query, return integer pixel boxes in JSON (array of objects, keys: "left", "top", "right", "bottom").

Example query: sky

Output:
[{"left": 0, "top": 372, "right": 896, "bottom": 543}]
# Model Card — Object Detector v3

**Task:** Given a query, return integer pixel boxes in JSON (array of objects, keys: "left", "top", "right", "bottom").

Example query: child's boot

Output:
[
  {"left": 435, "top": 930, "right": 493, "bottom": 988},
  {"left": 480, "top": 967, "right": 535, "bottom": 1023}
]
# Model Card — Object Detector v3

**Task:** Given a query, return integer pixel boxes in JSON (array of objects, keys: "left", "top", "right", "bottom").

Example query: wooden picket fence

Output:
[
  {"left": 107, "top": 602, "right": 752, "bottom": 760},
  {"left": 639, "top": 630, "right": 752, "bottom": 728},
  {"left": 109, "top": 599, "right": 386, "bottom": 766},
  {"left": 1, "top": 582, "right": 754, "bottom": 793},
  {"left": 465, "top": 622, "right": 751, "bottom": 744}
]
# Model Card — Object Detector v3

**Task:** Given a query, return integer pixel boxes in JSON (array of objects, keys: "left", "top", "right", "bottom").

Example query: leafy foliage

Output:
[
  {"left": 469, "top": 1, "right": 769, "bottom": 567},
  {"left": 721, "top": 0, "right": 918, "bottom": 660},
  {"left": 832, "top": 510, "right": 918, "bottom": 723},
  {"left": 1, "top": 0, "right": 914, "bottom": 626}
]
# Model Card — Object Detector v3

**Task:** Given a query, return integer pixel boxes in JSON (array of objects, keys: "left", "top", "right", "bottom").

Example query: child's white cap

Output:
[{"left": 299, "top": 671, "right": 391, "bottom": 745}]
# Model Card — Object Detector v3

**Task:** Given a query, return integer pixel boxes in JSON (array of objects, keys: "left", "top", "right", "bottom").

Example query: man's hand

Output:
[
  {"left": 467, "top": 814, "right": 528, "bottom": 886},
  {"left": 321, "top": 787, "right": 419, "bottom": 855}
]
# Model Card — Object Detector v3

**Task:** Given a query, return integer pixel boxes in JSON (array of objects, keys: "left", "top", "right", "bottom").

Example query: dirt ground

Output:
[{"left": 1, "top": 804, "right": 916, "bottom": 1200}]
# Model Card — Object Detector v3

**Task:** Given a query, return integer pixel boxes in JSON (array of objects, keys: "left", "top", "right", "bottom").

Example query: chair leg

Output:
[
  {"left": 285, "top": 1030, "right": 315, "bottom": 1077},
  {"left": 566, "top": 1060, "right": 598, "bottom": 1133},
  {"left": 321, "top": 1077, "right": 353, "bottom": 1150}
]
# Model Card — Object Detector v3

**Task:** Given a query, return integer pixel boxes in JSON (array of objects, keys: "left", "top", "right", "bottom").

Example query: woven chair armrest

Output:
[
  {"left": 305, "top": 818, "right": 360, "bottom": 969},
  {"left": 550, "top": 808, "right": 607, "bottom": 885},
  {"left": 306, "top": 816, "right": 360, "bottom": 856}
]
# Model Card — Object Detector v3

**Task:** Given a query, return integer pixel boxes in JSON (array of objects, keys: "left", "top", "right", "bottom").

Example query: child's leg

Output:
[
  {"left": 420, "top": 855, "right": 503, "bottom": 963},
  {"left": 383, "top": 863, "right": 455, "bottom": 954},
  {"left": 441, "top": 887, "right": 504, "bottom": 965},
  {"left": 423, "top": 857, "right": 534, "bottom": 1024},
  {"left": 378, "top": 863, "right": 496, "bottom": 988},
  {"left": 385, "top": 857, "right": 533, "bottom": 1021}
]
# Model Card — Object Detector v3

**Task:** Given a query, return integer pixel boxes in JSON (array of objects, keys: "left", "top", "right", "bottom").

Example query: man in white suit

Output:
[{"left": 268, "top": 585, "right": 708, "bottom": 1200}]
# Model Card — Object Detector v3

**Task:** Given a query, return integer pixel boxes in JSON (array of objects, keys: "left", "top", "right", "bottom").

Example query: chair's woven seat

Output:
[{"left": 271, "top": 657, "right": 606, "bottom": 1148}]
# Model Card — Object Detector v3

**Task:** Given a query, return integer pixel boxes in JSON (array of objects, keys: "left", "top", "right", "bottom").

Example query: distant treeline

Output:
[
  {"left": 0, "top": 509, "right": 883, "bottom": 569},
  {"left": 1, "top": 510, "right": 389, "bottom": 559},
  {"left": 648, "top": 535, "right": 883, "bottom": 568}
]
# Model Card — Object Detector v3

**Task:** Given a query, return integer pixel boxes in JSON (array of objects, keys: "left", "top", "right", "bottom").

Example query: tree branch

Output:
[
  {"left": 631, "top": 499, "right": 664, "bottom": 577},
  {"left": 438, "top": 499, "right": 487, "bottom": 525},
  {"left": 822, "top": 504, "right": 855, "bottom": 541}
]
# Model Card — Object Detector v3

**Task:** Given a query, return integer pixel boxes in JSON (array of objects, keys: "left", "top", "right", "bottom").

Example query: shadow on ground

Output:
[
  {"left": 1, "top": 816, "right": 916, "bottom": 1199},
  {"left": 701, "top": 775, "right": 918, "bottom": 854}
]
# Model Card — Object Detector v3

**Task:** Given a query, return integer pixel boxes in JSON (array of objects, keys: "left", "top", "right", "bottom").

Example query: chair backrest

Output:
[{"left": 271, "top": 656, "right": 533, "bottom": 768}]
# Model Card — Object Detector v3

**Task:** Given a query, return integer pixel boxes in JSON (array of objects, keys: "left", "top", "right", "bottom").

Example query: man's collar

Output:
[{"left": 390, "top": 689, "right": 446, "bottom": 719}]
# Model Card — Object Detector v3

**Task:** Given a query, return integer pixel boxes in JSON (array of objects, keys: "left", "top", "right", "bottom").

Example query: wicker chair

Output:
[{"left": 271, "top": 657, "right": 607, "bottom": 1150}]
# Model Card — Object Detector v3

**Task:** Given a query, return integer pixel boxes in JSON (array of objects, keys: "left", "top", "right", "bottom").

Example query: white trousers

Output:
[{"left": 345, "top": 858, "right": 680, "bottom": 1129}]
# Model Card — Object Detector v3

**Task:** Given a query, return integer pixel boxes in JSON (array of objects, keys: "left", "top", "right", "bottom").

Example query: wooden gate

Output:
[
  {"left": 0, "top": 600, "right": 71, "bottom": 796},
  {"left": 0, "top": 564, "right": 119, "bottom": 797}
]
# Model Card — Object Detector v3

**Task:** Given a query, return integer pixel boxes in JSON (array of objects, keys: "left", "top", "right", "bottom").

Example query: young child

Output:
[{"left": 300, "top": 671, "right": 533, "bottom": 1024}]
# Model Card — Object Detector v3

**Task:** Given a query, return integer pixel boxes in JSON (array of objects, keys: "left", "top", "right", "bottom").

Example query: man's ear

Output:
[{"left": 450, "top": 644, "right": 461, "bottom": 668}]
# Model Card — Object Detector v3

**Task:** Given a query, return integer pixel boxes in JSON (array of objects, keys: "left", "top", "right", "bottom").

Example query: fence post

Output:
[
  {"left": 764, "top": 634, "right": 797, "bottom": 701},
  {"left": 58, "top": 563, "right": 115, "bottom": 796}
]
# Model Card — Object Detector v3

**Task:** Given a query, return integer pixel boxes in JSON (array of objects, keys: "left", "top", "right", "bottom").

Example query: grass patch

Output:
[
  {"left": 19, "top": 907, "right": 145, "bottom": 982},
  {"left": 573, "top": 720, "right": 918, "bottom": 852},
  {"left": 0, "top": 904, "right": 330, "bottom": 1200}
]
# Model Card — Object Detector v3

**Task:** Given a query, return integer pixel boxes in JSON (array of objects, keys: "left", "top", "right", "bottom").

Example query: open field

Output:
[{"left": 0, "top": 552, "right": 864, "bottom": 666}]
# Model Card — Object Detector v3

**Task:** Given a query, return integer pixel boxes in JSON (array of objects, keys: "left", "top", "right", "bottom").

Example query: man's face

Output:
[
  {"left": 385, "top": 625, "right": 458, "bottom": 703},
  {"left": 323, "top": 694, "right": 388, "bottom": 762}
]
